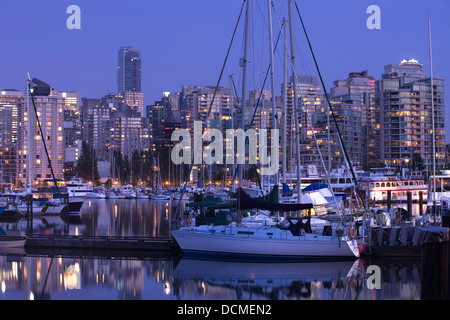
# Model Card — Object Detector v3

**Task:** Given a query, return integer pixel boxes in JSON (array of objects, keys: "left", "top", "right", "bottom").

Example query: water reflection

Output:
[
  {"left": 0, "top": 199, "right": 180, "bottom": 238},
  {"left": 0, "top": 249, "right": 422, "bottom": 300},
  {"left": 172, "top": 258, "right": 421, "bottom": 300},
  {"left": 0, "top": 199, "right": 426, "bottom": 300}
]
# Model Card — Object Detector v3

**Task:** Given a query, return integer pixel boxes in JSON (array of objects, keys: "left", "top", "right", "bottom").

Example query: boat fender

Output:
[{"left": 348, "top": 227, "right": 356, "bottom": 239}]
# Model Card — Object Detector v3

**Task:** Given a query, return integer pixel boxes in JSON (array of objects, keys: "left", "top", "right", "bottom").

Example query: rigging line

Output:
[
  {"left": 294, "top": 1, "right": 368, "bottom": 212},
  {"left": 230, "top": 75, "right": 240, "bottom": 101},
  {"left": 231, "top": 20, "right": 285, "bottom": 184},
  {"left": 27, "top": 80, "right": 61, "bottom": 196},
  {"left": 174, "top": 0, "right": 246, "bottom": 221}
]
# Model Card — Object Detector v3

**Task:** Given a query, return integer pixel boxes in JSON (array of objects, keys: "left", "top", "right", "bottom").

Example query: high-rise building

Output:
[
  {"left": 375, "top": 59, "right": 446, "bottom": 172},
  {"left": 118, "top": 46, "right": 142, "bottom": 93},
  {"left": 80, "top": 97, "right": 112, "bottom": 161},
  {"left": 117, "top": 47, "right": 144, "bottom": 116},
  {"left": 282, "top": 75, "right": 323, "bottom": 171},
  {"left": 17, "top": 80, "right": 67, "bottom": 184},
  {"left": 110, "top": 108, "right": 149, "bottom": 160},
  {"left": 0, "top": 89, "right": 21, "bottom": 186},
  {"left": 327, "top": 71, "right": 376, "bottom": 169}
]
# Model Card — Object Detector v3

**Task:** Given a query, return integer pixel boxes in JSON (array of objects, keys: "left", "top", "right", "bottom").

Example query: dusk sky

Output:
[{"left": 1, "top": 0, "right": 449, "bottom": 139}]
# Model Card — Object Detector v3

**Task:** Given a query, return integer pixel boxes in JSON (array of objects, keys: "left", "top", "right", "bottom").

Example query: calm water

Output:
[
  {"left": 2, "top": 199, "right": 181, "bottom": 238},
  {"left": 0, "top": 200, "right": 436, "bottom": 300},
  {"left": 0, "top": 252, "right": 422, "bottom": 300}
]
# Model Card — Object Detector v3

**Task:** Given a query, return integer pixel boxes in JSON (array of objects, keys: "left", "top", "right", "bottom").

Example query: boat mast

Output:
[
  {"left": 282, "top": 19, "right": 288, "bottom": 184},
  {"left": 26, "top": 76, "right": 33, "bottom": 194},
  {"left": 428, "top": 18, "right": 437, "bottom": 213},
  {"left": 267, "top": 0, "right": 279, "bottom": 187},
  {"left": 288, "top": 0, "right": 302, "bottom": 203},
  {"left": 236, "top": 0, "right": 251, "bottom": 226}
]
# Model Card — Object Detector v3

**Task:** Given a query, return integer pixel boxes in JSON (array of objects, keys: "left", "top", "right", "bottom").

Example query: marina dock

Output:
[{"left": 14, "top": 234, "right": 181, "bottom": 253}]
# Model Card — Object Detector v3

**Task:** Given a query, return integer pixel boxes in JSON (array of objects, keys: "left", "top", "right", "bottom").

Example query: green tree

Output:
[{"left": 77, "top": 141, "right": 99, "bottom": 184}]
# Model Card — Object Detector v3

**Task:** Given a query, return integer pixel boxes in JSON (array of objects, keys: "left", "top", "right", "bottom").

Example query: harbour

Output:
[
  {"left": 0, "top": 0, "right": 448, "bottom": 306},
  {"left": 0, "top": 198, "right": 446, "bottom": 300}
]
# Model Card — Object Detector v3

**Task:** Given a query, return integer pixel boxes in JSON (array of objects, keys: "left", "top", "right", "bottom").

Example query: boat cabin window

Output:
[
  {"left": 381, "top": 183, "right": 385, "bottom": 187},
  {"left": 376, "top": 183, "right": 380, "bottom": 188},
  {"left": 386, "top": 182, "right": 391, "bottom": 187}
]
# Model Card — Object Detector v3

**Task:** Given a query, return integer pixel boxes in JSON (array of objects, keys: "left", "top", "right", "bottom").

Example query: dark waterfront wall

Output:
[{"left": 420, "top": 227, "right": 450, "bottom": 300}]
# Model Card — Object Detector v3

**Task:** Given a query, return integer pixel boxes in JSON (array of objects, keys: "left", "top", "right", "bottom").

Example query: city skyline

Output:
[{"left": 0, "top": 1, "right": 449, "bottom": 138}]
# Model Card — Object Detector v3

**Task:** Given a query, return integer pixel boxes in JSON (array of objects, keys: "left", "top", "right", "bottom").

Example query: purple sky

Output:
[{"left": 1, "top": 0, "right": 449, "bottom": 139}]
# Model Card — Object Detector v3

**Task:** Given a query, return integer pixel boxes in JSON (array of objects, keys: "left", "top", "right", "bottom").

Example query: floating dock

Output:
[{"left": 21, "top": 235, "right": 180, "bottom": 253}]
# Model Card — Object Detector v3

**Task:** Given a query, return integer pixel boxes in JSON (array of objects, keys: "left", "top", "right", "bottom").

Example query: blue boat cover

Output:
[{"left": 302, "top": 183, "right": 329, "bottom": 192}]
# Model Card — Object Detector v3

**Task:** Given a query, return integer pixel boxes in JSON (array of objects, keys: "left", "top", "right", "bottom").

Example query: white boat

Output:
[
  {"left": 86, "top": 192, "right": 106, "bottom": 199},
  {"left": 66, "top": 178, "right": 93, "bottom": 198},
  {"left": 172, "top": 217, "right": 360, "bottom": 260},
  {"left": 0, "top": 229, "right": 25, "bottom": 248},
  {"left": 0, "top": 238, "right": 26, "bottom": 248},
  {"left": 136, "top": 192, "right": 150, "bottom": 199},
  {"left": 172, "top": 192, "right": 190, "bottom": 200},
  {"left": 151, "top": 194, "right": 171, "bottom": 200},
  {"left": 358, "top": 167, "right": 428, "bottom": 202},
  {"left": 427, "top": 170, "right": 450, "bottom": 205},
  {"left": 107, "top": 192, "right": 125, "bottom": 199}
]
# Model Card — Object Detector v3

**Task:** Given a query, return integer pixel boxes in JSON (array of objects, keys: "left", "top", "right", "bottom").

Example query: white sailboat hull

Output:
[{"left": 172, "top": 226, "right": 359, "bottom": 259}]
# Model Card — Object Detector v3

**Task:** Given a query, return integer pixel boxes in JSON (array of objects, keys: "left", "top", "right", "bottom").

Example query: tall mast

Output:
[
  {"left": 237, "top": 0, "right": 251, "bottom": 225},
  {"left": 26, "top": 76, "right": 33, "bottom": 193},
  {"left": 288, "top": 0, "right": 302, "bottom": 203},
  {"left": 428, "top": 18, "right": 436, "bottom": 211},
  {"left": 282, "top": 19, "right": 288, "bottom": 184},
  {"left": 267, "top": 0, "right": 279, "bottom": 186}
]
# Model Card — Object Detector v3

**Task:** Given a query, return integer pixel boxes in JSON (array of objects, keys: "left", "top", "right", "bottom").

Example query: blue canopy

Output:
[
  {"left": 281, "top": 183, "right": 293, "bottom": 197},
  {"left": 302, "top": 183, "right": 329, "bottom": 192}
]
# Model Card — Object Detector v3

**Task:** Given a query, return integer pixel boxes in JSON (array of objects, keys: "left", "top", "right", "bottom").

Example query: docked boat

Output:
[
  {"left": 172, "top": 216, "right": 360, "bottom": 260},
  {"left": 358, "top": 167, "right": 428, "bottom": 202},
  {"left": 86, "top": 191, "right": 106, "bottom": 199},
  {"left": 0, "top": 228, "right": 25, "bottom": 248},
  {"left": 66, "top": 178, "right": 93, "bottom": 198},
  {"left": 0, "top": 238, "right": 26, "bottom": 248},
  {"left": 136, "top": 192, "right": 150, "bottom": 199},
  {"left": 151, "top": 193, "right": 172, "bottom": 200}
]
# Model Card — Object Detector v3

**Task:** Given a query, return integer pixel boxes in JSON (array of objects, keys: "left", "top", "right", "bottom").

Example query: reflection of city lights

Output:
[
  {"left": 64, "top": 263, "right": 81, "bottom": 290},
  {"left": 1, "top": 280, "right": 5, "bottom": 293},
  {"left": 29, "top": 292, "right": 34, "bottom": 300},
  {"left": 12, "top": 261, "right": 18, "bottom": 279},
  {"left": 201, "top": 282, "right": 206, "bottom": 294},
  {"left": 164, "top": 282, "right": 171, "bottom": 295}
]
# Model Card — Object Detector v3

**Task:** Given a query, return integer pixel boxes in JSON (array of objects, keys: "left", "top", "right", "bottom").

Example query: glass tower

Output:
[{"left": 117, "top": 47, "right": 142, "bottom": 93}]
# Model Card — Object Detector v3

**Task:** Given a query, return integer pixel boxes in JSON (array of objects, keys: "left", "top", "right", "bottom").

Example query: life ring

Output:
[{"left": 348, "top": 227, "right": 356, "bottom": 239}]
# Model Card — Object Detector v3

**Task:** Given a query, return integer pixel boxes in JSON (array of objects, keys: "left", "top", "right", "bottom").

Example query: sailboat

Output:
[{"left": 171, "top": 0, "right": 360, "bottom": 259}]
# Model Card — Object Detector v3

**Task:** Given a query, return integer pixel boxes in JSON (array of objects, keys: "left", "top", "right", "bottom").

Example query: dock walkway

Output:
[{"left": 20, "top": 235, "right": 180, "bottom": 252}]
